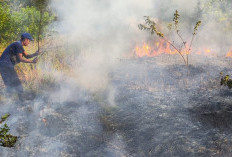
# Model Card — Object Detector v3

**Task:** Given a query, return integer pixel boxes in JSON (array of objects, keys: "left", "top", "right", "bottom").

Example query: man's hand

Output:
[
  {"left": 36, "top": 49, "right": 43, "bottom": 56},
  {"left": 32, "top": 57, "right": 38, "bottom": 63}
]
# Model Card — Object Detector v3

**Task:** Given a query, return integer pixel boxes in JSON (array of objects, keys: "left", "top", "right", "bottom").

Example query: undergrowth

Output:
[
  {"left": 0, "top": 114, "right": 17, "bottom": 147},
  {"left": 220, "top": 72, "right": 232, "bottom": 89}
]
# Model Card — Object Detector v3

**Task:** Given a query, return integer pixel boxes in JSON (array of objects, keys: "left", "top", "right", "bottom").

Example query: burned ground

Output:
[{"left": 1, "top": 57, "right": 232, "bottom": 156}]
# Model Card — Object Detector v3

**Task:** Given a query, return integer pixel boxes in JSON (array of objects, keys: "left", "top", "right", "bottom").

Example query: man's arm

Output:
[
  {"left": 17, "top": 53, "right": 37, "bottom": 63},
  {"left": 23, "top": 51, "right": 39, "bottom": 59}
]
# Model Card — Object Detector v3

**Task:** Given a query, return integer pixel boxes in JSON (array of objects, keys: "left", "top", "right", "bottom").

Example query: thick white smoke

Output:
[
  {"left": 50, "top": 0, "right": 157, "bottom": 92},
  {"left": 50, "top": 0, "right": 232, "bottom": 92},
  {"left": 2, "top": 1, "right": 232, "bottom": 156},
  {"left": 48, "top": 0, "right": 232, "bottom": 105}
]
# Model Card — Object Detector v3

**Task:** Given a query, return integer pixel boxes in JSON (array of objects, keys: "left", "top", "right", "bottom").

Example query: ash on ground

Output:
[{"left": 1, "top": 57, "right": 232, "bottom": 157}]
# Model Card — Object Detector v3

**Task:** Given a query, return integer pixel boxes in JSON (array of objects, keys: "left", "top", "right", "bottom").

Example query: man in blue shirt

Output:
[{"left": 0, "top": 33, "right": 41, "bottom": 101}]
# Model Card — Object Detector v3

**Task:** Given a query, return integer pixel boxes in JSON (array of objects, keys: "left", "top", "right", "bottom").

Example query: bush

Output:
[
  {"left": 0, "top": 2, "right": 55, "bottom": 48},
  {"left": 0, "top": 2, "right": 17, "bottom": 46},
  {"left": 14, "top": 6, "right": 55, "bottom": 42}
]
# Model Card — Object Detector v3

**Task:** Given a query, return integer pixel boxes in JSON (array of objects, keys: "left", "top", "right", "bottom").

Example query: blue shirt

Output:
[{"left": 0, "top": 41, "right": 25, "bottom": 67}]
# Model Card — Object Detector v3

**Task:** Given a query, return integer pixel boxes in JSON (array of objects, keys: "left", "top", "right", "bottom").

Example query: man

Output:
[{"left": 0, "top": 32, "right": 41, "bottom": 100}]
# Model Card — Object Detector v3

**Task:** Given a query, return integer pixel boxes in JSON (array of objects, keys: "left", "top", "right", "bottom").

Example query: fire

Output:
[
  {"left": 196, "top": 49, "right": 213, "bottom": 56},
  {"left": 226, "top": 49, "right": 232, "bottom": 58},
  {"left": 42, "top": 118, "right": 47, "bottom": 126},
  {"left": 135, "top": 41, "right": 179, "bottom": 57},
  {"left": 134, "top": 40, "right": 232, "bottom": 58},
  {"left": 135, "top": 43, "right": 152, "bottom": 57},
  {"left": 205, "top": 49, "right": 211, "bottom": 54}
]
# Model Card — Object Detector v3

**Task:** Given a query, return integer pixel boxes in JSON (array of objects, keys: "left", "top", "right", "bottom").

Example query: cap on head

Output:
[{"left": 21, "top": 32, "right": 34, "bottom": 41}]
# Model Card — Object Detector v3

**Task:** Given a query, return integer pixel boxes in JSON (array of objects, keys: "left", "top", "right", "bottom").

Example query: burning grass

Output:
[
  {"left": 1, "top": 33, "right": 232, "bottom": 156},
  {"left": 138, "top": 10, "right": 201, "bottom": 66}
]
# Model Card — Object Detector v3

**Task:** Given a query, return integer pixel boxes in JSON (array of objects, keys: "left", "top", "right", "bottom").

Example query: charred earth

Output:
[{"left": 1, "top": 57, "right": 232, "bottom": 156}]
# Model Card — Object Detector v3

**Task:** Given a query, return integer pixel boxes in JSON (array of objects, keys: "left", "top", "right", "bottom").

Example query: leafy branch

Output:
[
  {"left": 0, "top": 113, "right": 10, "bottom": 124},
  {"left": 0, "top": 114, "right": 17, "bottom": 147},
  {"left": 220, "top": 72, "right": 232, "bottom": 89},
  {"left": 138, "top": 10, "right": 202, "bottom": 66}
]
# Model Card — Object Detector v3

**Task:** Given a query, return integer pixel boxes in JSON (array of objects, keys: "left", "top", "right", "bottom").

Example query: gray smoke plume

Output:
[
  {"left": 1, "top": 0, "right": 232, "bottom": 156},
  {"left": 50, "top": 0, "right": 232, "bottom": 78}
]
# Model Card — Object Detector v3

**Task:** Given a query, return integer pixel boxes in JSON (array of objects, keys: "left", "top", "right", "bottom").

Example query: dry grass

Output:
[{"left": 0, "top": 38, "right": 71, "bottom": 97}]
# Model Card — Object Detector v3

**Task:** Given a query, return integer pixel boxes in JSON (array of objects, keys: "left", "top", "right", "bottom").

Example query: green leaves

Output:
[
  {"left": 138, "top": 10, "right": 202, "bottom": 66},
  {"left": 13, "top": 6, "right": 55, "bottom": 41},
  {"left": 0, "top": 2, "right": 16, "bottom": 46},
  {"left": 220, "top": 72, "right": 232, "bottom": 89},
  {"left": 0, "top": 114, "right": 17, "bottom": 147},
  {"left": 0, "top": 113, "right": 10, "bottom": 124},
  {"left": 0, "top": 124, "right": 9, "bottom": 136},
  {"left": 173, "top": 10, "right": 180, "bottom": 32},
  {"left": 0, "top": 2, "right": 55, "bottom": 48},
  {"left": 138, "top": 16, "right": 164, "bottom": 37},
  {"left": 193, "top": 21, "right": 202, "bottom": 35}
]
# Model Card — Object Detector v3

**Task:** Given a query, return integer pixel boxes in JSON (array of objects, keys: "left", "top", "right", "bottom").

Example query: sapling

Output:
[{"left": 138, "top": 10, "right": 202, "bottom": 66}]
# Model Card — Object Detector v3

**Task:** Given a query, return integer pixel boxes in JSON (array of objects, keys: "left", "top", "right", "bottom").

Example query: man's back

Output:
[{"left": 0, "top": 41, "right": 25, "bottom": 66}]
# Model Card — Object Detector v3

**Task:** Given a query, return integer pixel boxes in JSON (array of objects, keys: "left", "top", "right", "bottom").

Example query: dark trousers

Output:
[{"left": 0, "top": 64, "right": 24, "bottom": 97}]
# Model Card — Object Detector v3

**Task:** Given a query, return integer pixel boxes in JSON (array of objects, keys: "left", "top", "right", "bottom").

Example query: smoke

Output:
[
  {"left": 2, "top": 0, "right": 232, "bottom": 156},
  {"left": 51, "top": 0, "right": 232, "bottom": 80},
  {"left": 48, "top": 0, "right": 232, "bottom": 145},
  {"left": 152, "top": 0, "right": 232, "bottom": 56},
  {"left": 49, "top": 0, "right": 205, "bottom": 95},
  {"left": 52, "top": 0, "right": 153, "bottom": 38},
  {"left": 50, "top": 0, "right": 156, "bottom": 92}
]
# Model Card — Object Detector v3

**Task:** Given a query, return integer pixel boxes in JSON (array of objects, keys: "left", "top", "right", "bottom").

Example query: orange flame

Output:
[
  {"left": 135, "top": 41, "right": 181, "bottom": 57},
  {"left": 42, "top": 118, "right": 47, "bottom": 126},
  {"left": 226, "top": 49, "right": 232, "bottom": 58},
  {"left": 134, "top": 40, "right": 220, "bottom": 57},
  {"left": 135, "top": 43, "right": 152, "bottom": 57},
  {"left": 205, "top": 49, "right": 211, "bottom": 54}
]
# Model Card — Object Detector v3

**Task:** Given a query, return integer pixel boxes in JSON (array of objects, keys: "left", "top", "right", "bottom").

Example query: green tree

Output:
[
  {"left": 0, "top": 1, "right": 55, "bottom": 48},
  {"left": 13, "top": 6, "right": 54, "bottom": 42},
  {"left": 0, "top": 2, "right": 17, "bottom": 47}
]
